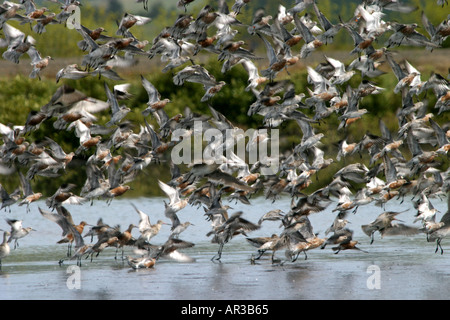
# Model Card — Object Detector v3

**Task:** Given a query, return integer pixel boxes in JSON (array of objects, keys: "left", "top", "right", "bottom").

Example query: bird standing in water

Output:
[{"left": 0, "top": 231, "right": 11, "bottom": 270}]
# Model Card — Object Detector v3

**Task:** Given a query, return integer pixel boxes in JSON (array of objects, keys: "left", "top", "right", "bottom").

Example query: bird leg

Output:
[
  {"left": 436, "top": 239, "right": 444, "bottom": 255},
  {"left": 291, "top": 252, "right": 299, "bottom": 263},
  {"left": 254, "top": 249, "right": 265, "bottom": 260},
  {"left": 271, "top": 251, "right": 282, "bottom": 264},
  {"left": 211, "top": 243, "right": 223, "bottom": 261}
]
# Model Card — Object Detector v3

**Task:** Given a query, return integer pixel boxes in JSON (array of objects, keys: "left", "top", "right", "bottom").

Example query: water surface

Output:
[{"left": 1, "top": 196, "right": 449, "bottom": 300}]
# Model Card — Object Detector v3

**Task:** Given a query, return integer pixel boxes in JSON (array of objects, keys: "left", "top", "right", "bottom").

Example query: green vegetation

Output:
[
  {"left": 11, "top": 0, "right": 449, "bottom": 60},
  {"left": 1, "top": 55, "right": 448, "bottom": 197}
]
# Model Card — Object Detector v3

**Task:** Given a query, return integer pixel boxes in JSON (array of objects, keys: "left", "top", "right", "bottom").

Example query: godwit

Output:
[
  {"left": 115, "top": 224, "right": 137, "bottom": 260},
  {"left": 39, "top": 206, "right": 86, "bottom": 257}
]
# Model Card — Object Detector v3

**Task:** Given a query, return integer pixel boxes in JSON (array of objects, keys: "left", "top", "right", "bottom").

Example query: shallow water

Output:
[{"left": 1, "top": 196, "right": 449, "bottom": 300}]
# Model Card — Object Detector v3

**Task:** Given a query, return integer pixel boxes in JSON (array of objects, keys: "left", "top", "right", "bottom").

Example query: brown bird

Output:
[
  {"left": 321, "top": 228, "right": 368, "bottom": 254},
  {"left": 115, "top": 224, "right": 137, "bottom": 260},
  {"left": 105, "top": 185, "right": 132, "bottom": 204},
  {"left": 39, "top": 206, "right": 86, "bottom": 259},
  {"left": 57, "top": 220, "right": 89, "bottom": 257},
  {"left": 27, "top": 47, "right": 53, "bottom": 80}
]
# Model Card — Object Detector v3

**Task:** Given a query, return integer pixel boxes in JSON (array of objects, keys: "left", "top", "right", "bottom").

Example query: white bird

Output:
[
  {"left": 131, "top": 204, "right": 168, "bottom": 242},
  {"left": 0, "top": 231, "right": 11, "bottom": 270},
  {"left": 414, "top": 194, "right": 438, "bottom": 224},
  {"left": 241, "top": 58, "right": 268, "bottom": 91},
  {"left": 324, "top": 55, "right": 356, "bottom": 85},
  {"left": 5, "top": 219, "right": 35, "bottom": 249},
  {"left": 158, "top": 180, "right": 188, "bottom": 231}
]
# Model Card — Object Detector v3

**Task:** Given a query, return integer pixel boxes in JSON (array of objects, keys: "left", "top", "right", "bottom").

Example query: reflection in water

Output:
[{"left": 0, "top": 197, "right": 449, "bottom": 299}]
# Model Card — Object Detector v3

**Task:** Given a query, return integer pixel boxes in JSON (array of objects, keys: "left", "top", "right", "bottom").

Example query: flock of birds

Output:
[{"left": 0, "top": 0, "right": 450, "bottom": 270}]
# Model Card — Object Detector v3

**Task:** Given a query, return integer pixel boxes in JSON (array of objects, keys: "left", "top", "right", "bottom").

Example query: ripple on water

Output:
[{"left": 1, "top": 198, "right": 450, "bottom": 299}]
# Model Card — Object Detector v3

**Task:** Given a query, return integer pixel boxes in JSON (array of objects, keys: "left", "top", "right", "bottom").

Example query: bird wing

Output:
[
  {"left": 2, "top": 22, "right": 25, "bottom": 47},
  {"left": 313, "top": 2, "right": 333, "bottom": 31},
  {"left": 39, "top": 207, "right": 74, "bottom": 237},
  {"left": 380, "top": 224, "right": 420, "bottom": 237},
  {"left": 143, "top": 118, "right": 161, "bottom": 149},
  {"left": 76, "top": 24, "right": 99, "bottom": 50},
  {"left": 44, "top": 137, "right": 69, "bottom": 159},
  {"left": 206, "top": 170, "right": 255, "bottom": 193},
  {"left": 67, "top": 120, "right": 91, "bottom": 144},
  {"left": 421, "top": 11, "right": 435, "bottom": 38},
  {"left": 26, "top": 46, "right": 41, "bottom": 64},
  {"left": 385, "top": 52, "right": 406, "bottom": 81},
  {"left": 325, "top": 55, "right": 345, "bottom": 73},
  {"left": 5, "top": 218, "right": 22, "bottom": 231},
  {"left": 140, "top": 75, "right": 160, "bottom": 105},
  {"left": 429, "top": 118, "right": 449, "bottom": 147},
  {"left": 158, "top": 180, "right": 179, "bottom": 203},
  {"left": 293, "top": 13, "right": 314, "bottom": 43},
  {"left": 131, "top": 203, "right": 151, "bottom": 232},
  {"left": 104, "top": 82, "right": 120, "bottom": 115},
  {"left": 166, "top": 250, "right": 196, "bottom": 263},
  {"left": 18, "top": 171, "right": 33, "bottom": 197},
  {"left": 256, "top": 32, "right": 277, "bottom": 66}
]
